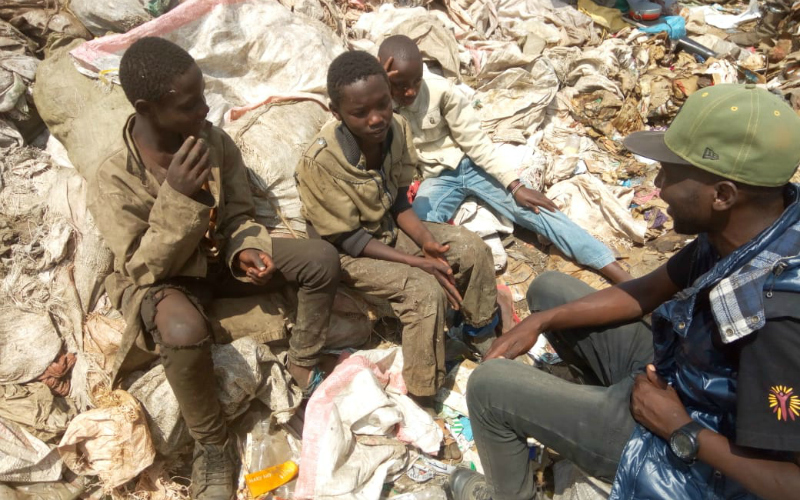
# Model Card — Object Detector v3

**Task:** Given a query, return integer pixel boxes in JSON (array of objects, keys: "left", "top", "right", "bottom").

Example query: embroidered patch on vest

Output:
[{"left": 769, "top": 385, "right": 800, "bottom": 421}]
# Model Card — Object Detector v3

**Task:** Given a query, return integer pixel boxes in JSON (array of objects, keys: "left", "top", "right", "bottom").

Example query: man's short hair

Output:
[
  {"left": 119, "top": 37, "right": 196, "bottom": 106},
  {"left": 327, "top": 51, "right": 388, "bottom": 107},
  {"left": 378, "top": 35, "right": 421, "bottom": 62}
]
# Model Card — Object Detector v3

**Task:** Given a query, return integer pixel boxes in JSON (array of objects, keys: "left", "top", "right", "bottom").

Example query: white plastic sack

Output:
[
  {"left": 689, "top": 0, "right": 759, "bottom": 30},
  {"left": 475, "top": 60, "right": 559, "bottom": 142},
  {"left": 296, "top": 347, "right": 442, "bottom": 500},
  {"left": 442, "top": 0, "right": 500, "bottom": 38},
  {"left": 496, "top": 0, "right": 599, "bottom": 47},
  {"left": 0, "top": 417, "right": 62, "bottom": 483},
  {"left": 0, "top": 307, "right": 62, "bottom": 385},
  {"left": 352, "top": 4, "right": 462, "bottom": 41},
  {"left": 453, "top": 198, "right": 513, "bottom": 272},
  {"left": 70, "top": 0, "right": 346, "bottom": 125},
  {"left": 546, "top": 174, "right": 646, "bottom": 245},
  {"left": 46, "top": 169, "right": 114, "bottom": 314},
  {"left": 224, "top": 100, "right": 329, "bottom": 235},
  {"left": 69, "top": 0, "right": 154, "bottom": 37}
]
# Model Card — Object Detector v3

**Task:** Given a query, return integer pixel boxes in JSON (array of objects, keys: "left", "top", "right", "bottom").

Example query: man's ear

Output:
[
  {"left": 134, "top": 99, "right": 154, "bottom": 118},
  {"left": 712, "top": 181, "right": 739, "bottom": 212},
  {"left": 329, "top": 101, "right": 341, "bottom": 121}
]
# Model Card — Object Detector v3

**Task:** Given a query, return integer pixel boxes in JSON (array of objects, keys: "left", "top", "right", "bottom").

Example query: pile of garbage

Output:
[{"left": 0, "top": 0, "right": 798, "bottom": 498}]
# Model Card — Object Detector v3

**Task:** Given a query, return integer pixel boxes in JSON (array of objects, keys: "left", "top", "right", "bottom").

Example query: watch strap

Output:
[
  {"left": 679, "top": 420, "right": 705, "bottom": 439},
  {"left": 671, "top": 420, "right": 705, "bottom": 463}
]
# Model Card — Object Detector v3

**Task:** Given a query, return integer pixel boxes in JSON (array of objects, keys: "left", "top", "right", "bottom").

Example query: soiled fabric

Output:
[
  {"left": 339, "top": 223, "right": 496, "bottom": 396},
  {"left": 296, "top": 115, "right": 497, "bottom": 396},
  {"left": 296, "top": 117, "right": 416, "bottom": 247},
  {"left": 87, "top": 115, "right": 274, "bottom": 381}
]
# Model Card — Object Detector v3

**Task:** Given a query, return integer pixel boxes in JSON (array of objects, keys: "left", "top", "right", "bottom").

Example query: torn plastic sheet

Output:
[
  {"left": 69, "top": 0, "right": 345, "bottom": 125},
  {"left": 0, "top": 417, "right": 62, "bottom": 483}
]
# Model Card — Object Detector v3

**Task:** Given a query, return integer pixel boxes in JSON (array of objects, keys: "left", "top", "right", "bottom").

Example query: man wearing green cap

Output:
[{"left": 450, "top": 84, "right": 800, "bottom": 500}]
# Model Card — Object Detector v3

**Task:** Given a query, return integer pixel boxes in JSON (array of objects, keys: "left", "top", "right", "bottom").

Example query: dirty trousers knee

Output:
[
  {"left": 141, "top": 238, "right": 340, "bottom": 444},
  {"left": 339, "top": 222, "right": 496, "bottom": 396}
]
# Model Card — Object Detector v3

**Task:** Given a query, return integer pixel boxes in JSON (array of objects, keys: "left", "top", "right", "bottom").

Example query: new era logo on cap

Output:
[{"left": 702, "top": 147, "right": 719, "bottom": 160}]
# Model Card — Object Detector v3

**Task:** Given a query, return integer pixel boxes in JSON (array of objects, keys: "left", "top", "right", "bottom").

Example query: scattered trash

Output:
[
  {"left": 2, "top": 0, "right": 796, "bottom": 497},
  {"left": 245, "top": 459, "right": 299, "bottom": 497}
]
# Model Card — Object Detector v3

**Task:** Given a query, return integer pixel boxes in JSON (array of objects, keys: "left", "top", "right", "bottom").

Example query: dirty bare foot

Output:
[
  {"left": 496, "top": 284, "right": 518, "bottom": 333},
  {"left": 287, "top": 362, "right": 313, "bottom": 390}
]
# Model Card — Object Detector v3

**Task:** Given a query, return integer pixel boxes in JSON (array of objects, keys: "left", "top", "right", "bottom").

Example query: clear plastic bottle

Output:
[
  {"left": 562, "top": 134, "right": 581, "bottom": 156},
  {"left": 250, "top": 420, "right": 293, "bottom": 472}
]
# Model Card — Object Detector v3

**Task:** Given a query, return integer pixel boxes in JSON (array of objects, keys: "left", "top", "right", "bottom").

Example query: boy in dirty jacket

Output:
[
  {"left": 296, "top": 51, "right": 497, "bottom": 411},
  {"left": 87, "top": 38, "right": 340, "bottom": 500}
]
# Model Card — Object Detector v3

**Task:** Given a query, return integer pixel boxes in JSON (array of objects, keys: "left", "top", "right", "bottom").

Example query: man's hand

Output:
[
  {"left": 511, "top": 184, "right": 559, "bottom": 214},
  {"left": 630, "top": 364, "right": 692, "bottom": 440},
  {"left": 166, "top": 136, "right": 211, "bottom": 198},
  {"left": 484, "top": 320, "right": 541, "bottom": 360},
  {"left": 412, "top": 241, "right": 463, "bottom": 310},
  {"left": 380, "top": 56, "right": 399, "bottom": 78},
  {"left": 237, "top": 248, "right": 276, "bottom": 285}
]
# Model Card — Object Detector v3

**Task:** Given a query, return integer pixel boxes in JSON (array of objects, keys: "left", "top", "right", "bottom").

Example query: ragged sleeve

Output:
[
  {"left": 217, "top": 130, "right": 273, "bottom": 278},
  {"left": 88, "top": 158, "right": 211, "bottom": 287}
]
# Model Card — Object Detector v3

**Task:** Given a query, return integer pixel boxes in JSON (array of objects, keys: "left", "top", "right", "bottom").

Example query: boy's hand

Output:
[
  {"left": 237, "top": 248, "right": 276, "bottom": 285},
  {"left": 166, "top": 136, "right": 211, "bottom": 198},
  {"left": 422, "top": 240, "right": 451, "bottom": 267},
  {"left": 512, "top": 184, "right": 559, "bottom": 214},
  {"left": 381, "top": 56, "right": 400, "bottom": 78},
  {"left": 413, "top": 241, "right": 463, "bottom": 310}
]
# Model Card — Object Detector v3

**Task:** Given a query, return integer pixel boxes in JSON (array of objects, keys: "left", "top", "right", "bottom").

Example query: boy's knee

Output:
[
  {"left": 448, "top": 227, "right": 493, "bottom": 267},
  {"left": 155, "top": 300, "right": 210, "bottom": 347},
  {"left": 301, "top": 241, "right": 341, "bottom": 287}
]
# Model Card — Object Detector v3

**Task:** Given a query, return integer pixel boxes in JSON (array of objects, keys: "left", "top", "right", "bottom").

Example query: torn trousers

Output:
[
  {"left": 340, "top": 222, "right": 496, "bottom": 397},
  {"left": 140, "top": 238, "right": 340, "bottom": 444}
]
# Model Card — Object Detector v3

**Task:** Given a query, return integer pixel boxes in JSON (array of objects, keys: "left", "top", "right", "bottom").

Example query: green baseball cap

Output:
[{"left": 624, "top": 84, "right": 800, "bottom": 187}]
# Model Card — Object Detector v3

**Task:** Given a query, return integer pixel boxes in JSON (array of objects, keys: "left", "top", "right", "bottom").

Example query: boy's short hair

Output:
[
  {"left": 377, "top": 35, "right": 421, "bottom": 62},
  {"left": 327, "top": 51, "right": 388, "bottom": 107},
  {"left": 119, "top": 37, "right": 196, "bottom": 106}
]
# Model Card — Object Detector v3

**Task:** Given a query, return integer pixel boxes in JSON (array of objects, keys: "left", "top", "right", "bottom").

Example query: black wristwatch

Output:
[{"left": 669, "top": 421, "right": 704, "bottom": 464}]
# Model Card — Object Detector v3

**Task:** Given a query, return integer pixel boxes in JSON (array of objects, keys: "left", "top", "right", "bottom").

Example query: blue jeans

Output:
[{"left": 412, "top": 157, "right": 616, "bottom": 270}]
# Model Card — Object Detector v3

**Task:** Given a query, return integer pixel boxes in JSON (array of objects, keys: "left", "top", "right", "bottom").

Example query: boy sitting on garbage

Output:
[
  {"left": 378, "top": 35, "right": 632, "bottom": 285},
  {"left": 296, "top": 50, "right": 497, "bottom": 414},
  {"left": 87, "top": 37, "right": 341, "bottom": 500}
]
